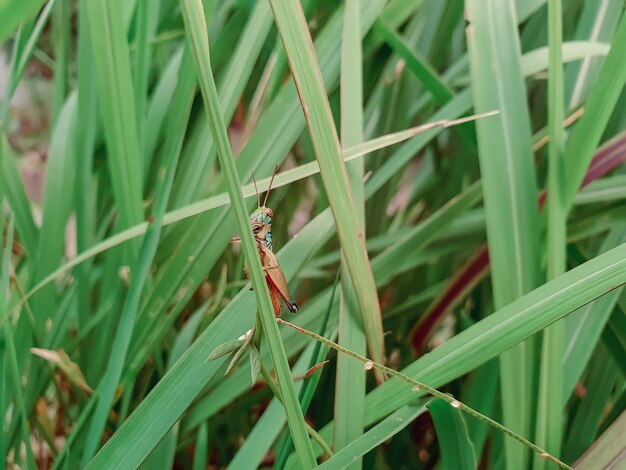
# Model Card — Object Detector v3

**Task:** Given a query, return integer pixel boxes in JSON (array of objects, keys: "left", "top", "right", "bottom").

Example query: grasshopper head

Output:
[
  {"left": 249, "top": 206, "right": 273, "bottom": 225},
  {"left": 250, "top": 206, "right": 273, "bottom": 251}
]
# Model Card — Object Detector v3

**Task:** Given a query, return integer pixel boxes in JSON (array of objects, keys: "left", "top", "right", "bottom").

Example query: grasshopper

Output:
[{"left": 234, "top": 167, "right": 298, "bottom": 315}]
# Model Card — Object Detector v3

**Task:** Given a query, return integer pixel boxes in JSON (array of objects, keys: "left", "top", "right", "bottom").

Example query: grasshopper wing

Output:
[{"left": 260, "top": 246, "right": 298, "bottom": 314}]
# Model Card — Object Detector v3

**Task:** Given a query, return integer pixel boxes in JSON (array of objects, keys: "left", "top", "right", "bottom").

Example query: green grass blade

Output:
[
  {"left": 562, "top": 343, "right": 620, "bottom": 462},
  {"left": 370, "top": 16, "right": 477, "bottom": 160},
  {"left": 546, "top": 0, "right": 566, "bottom": 280},
  {"left": 564, "top": 0, "right": 624, "bottom": 109},
  {"left": 275, "top": 285, "right": 337, "bottom": 468},
  {"left": 0, "top": 1, "right": 55, "bottom": 260},
  {"left": 535, "top": 0, "right": 566, "bottom": 465},
  {"left": 226, "top": 343, "right": 318, "bottom": 469},
  {"left": 0, "top": 138, "right": 38, "bottom": 259},
  {"left": 428, "top": 399, "right": 476, "bottom": 470},
  {"left": 0, "top": 0, "right": 44, "bottom": 43},
  {"left": 318, "top": 403, "right": 426, "bottom": 470},
  {"left": 0, "top": 332, "right": 4, "bottom": 468},
  {"left": 522, "top": 41, "right": 610, "bottom": 77},
  {"left": 0, "top": 203, "right": 5, "bottom": 470},
  {"left": 132, "top": 0, "right": 159, "bottom": 162},
  {"left": 79, "top": 0, "right": 145, "bottom": 387},
  {"left": 575, "top": 174, "right": 626, "bottom": 205},
  {"left": 51, "top": 0, "right": 69, "bottom": 122},
  {"left": 2, "top": 324, "right": 36, "bottom": 470},
  {"left": 1, "top": 217, "right": 35, "bottom": 469},
  {"left": 563, "top": 11, "right": 626, "bottom": 210},
  {"left": 466, "top": 2, "right": 542, "bottom": 467},
  {"left": 277, "top": 315, "right": 567, "bottom": 469},
  {"left": 29, "top": 94, "right": 77, "bottom": 336},
  {"left": 461, "top": 359, "right": 499, "bottom": 457},
  {"left": 372, "top": 20, "right": 453, "bottom": 105},
  {"left": 141, "top": 304, "right": 209, "bottom": 469},
  {"left": 193, "top": 423, "right": 208, "bottom": 470},
  {"left": 379, "top": 0, "right": 425, "bottom": 28},
  {"left": 86, "top": 0, "right": 144, "bottom": 237},
  {"left": 154, "top": 303, "right": 212, "bottom": 467},
  {"left": 144, "top": 48, "right": 183, "bottom": 165},
  {"left": 334, "top": 0, "right": 366, "bottom": 464},
  {"left": 563, "top": 226, "right": 626, "bottom": 398},
  {"left": 179, "top": 0, "right": 317, "bottom": 466},
  {"left": 268, "top": 0, "right": 386, "bottom": 380},
  {"left": 74, "top": 3, "right": 98, "bottom": 338}
]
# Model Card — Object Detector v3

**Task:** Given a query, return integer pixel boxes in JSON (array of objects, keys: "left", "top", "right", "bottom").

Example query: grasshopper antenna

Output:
[
  {"left": 263, "top": 165, "right": 279, "bottom": 207},
  {"left": 252, "top": 173, "right": 261, "bottom": 208}
]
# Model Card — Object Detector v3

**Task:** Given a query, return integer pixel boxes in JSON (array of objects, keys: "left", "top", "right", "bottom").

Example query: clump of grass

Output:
[{"left": 1, "top": 1, "right": 626, "bottom": 469}]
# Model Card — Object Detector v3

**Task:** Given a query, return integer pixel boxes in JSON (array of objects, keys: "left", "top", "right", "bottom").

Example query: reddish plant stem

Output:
[{"left": 410, "top": 131, "right": 626, "bottom": 354}]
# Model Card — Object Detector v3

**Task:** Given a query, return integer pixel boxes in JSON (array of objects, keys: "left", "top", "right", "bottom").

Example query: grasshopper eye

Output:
[{"left": 266, "top": 208, "right": 273, "bottom": 218}]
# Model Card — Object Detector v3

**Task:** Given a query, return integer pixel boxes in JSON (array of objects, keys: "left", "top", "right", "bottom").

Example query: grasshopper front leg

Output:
[{"left": 257, "top": 241, "right": 280, "bottom": 270}]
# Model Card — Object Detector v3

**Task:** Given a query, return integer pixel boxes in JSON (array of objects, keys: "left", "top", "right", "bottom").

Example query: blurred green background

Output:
[{"left": 1, "top": 0, "right": 625, "bottom": 468}]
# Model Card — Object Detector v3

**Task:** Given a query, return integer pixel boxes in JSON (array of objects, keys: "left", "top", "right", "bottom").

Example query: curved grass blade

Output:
[
  {"left": 178, "top": 0, "right": 316, "bottom": 465},
  {"left": 268, "top": 0, "right": 386, "bottom": 380}
]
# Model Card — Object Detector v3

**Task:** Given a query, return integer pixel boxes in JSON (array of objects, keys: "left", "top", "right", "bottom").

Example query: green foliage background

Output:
[{"left": 0, "top": 0, "right": 625, "bottom": 468}]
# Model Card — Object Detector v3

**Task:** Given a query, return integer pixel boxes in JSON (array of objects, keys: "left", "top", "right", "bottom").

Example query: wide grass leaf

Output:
[
  {"left": 466, "top": 1, "right": 542, "bottom": 467},
  {"left": 268, "top": 0, "right": 386, "bottom": 381}
]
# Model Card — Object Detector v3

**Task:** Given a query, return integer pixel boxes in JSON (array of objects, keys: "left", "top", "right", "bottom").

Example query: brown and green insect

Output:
[{"left": 235, "top": 167, "right": 298, "bottom": 315}]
